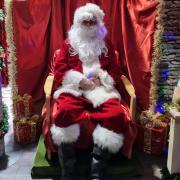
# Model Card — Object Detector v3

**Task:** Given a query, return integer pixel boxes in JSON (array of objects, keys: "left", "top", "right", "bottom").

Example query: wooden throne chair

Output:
[{"left": 42, "top": 50, "right": 136, "bottom": 161}]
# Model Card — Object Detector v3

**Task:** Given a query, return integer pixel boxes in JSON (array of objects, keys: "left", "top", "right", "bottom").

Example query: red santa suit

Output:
[
  {"left": 47, "top": 3, "right": 137, "bottom": 159},
  {"left": 49, "top": 38, "right": 137, "bottom": 158}
]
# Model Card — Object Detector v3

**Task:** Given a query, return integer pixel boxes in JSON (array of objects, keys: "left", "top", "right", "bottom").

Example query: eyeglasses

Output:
[{"left": 81, "top": 19, "right": 97, "bottom": 26}]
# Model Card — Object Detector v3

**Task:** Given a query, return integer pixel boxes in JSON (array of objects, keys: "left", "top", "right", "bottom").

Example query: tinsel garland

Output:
[
  {"left": 4, "top": 0, "right": 18, "bottom": 119},
  {"left": 165, "top": 102, "right": 180, "bottom": 113},
  {"left": 0, "top": 103, "right": 8, "bottom": 138},
  {"left": 161, "top": 167, "right": 180, "bottom": 180},
  {"left": 139, "top": 110, "right": 170, "bottom": 128},
  {"left": 149, "top": 0, "right": 164, "bottom": 111}
]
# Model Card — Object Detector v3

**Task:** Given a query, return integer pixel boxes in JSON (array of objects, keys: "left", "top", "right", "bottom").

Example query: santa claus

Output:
[{"left": 50, "top": 3, "right": 136, "bottom": 180}]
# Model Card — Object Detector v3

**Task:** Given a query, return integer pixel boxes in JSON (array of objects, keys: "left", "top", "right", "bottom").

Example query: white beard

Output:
[
  {"left": 68, "top": 25, "right": 107, "bottom": 61},
  {"left": 67, "top": 24, "right": 121, "bottom": 108}
]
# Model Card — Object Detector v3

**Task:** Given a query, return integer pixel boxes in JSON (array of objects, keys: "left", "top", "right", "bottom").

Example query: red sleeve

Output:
[{"left": 53, "top": 41, "right": 70, "bottom": 90}]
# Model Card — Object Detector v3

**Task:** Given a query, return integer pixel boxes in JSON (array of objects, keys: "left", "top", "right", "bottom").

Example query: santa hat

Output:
[{"left": 73, "top": 3, "right": 105, "bottom": 26}]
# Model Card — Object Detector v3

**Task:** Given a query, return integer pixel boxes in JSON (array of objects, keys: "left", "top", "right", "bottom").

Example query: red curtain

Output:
[{"left": 12, "top": 0, "right": 158, "bottom": 110}]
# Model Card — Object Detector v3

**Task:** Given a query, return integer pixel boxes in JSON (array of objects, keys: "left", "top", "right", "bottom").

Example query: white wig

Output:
[
  {"left": 68, "top": 3, "right": 107, "bottom": 60},
  {"left": 73, "top": 3, "right": 105, "bottom": 26}
]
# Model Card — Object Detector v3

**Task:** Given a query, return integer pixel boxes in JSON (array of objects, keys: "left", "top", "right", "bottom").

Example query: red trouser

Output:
[
  {"left": 53, "top": 93, "right": 131, "bottom": 132},
  {"left": 51, "top": 93, "right": 136, "bottom": 157}
]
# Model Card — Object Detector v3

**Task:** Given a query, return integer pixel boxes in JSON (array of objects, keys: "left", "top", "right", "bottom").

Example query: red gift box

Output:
[
  {"left": 14, "top": 115, "right": 42, "bottom": 145},
  {"left": 13, "top": 94, "right": 34, "bottom": 119},
  {"left": 136, "top": 123, "right": 168, "bottom": 155}
]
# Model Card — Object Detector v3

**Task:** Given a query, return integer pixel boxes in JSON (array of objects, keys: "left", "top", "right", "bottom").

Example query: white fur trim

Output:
[
  {"left": 74, "top": 3, "right": 105, "bottom": 25},
  {"left": 53, "top": 70, "right": 85, "bottom": 99},
  {"left": 93, "top": 125, "right": 124, "bottom": 153},
  {"left": 83, "top": 86, "right": 120, "bottom": 108},
  {"left": 50, "top": 124, "right": 80, "bottom": 145},
  {"left": 62, "top": 69, "right": 85, "bottom": 86},
  {"left": 97, "top": 69, "right": 114, "bottom": 91},
  {"left": 53, "top": 86, "right": 82, "bottom": 99}
]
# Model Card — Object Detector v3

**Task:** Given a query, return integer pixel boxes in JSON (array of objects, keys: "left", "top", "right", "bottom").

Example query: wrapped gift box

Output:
[
  {"left": 13, "top": 94, "right": 34, "bottom": 119},
  {"left": 136, "top": 123, "right": 168, "bottom": 155},
  {"left": 14, "top": 115, "right": 42, "bottom": 145},
  {"left": 136, "top": 110, "right": 170, "bottom": 155}
]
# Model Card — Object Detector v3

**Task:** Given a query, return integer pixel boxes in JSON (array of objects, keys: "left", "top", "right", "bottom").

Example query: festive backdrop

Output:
[{"left": 5, "top": 0, "right": 159, "bottom": 110}]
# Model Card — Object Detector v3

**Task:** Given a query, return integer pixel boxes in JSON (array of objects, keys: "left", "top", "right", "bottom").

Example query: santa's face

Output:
[
  {"left": 78, "top": 17, "right": 99, "bottom": 38},
  {"left": 81, "top": 17, "right": 97, "bottom": 27},
  {"left": 68, "top": 11, "right": 107, "bottom": 56}
]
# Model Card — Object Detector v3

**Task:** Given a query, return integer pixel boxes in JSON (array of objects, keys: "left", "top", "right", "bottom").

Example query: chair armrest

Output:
[
  {"left": 121, "top": 75, "right": 136, "bottom": 120},
  {"left": 43, "top": 75, "right": 55, "bottom": 161},
  {"left": 44, "top": 75, "right": 54, "bottom": 123},
  {"left": 44, "top": 75, "right": 54, "bottom": 98},
  {"left": 121, "top": 75, "right": 135, "bottom": 97}
]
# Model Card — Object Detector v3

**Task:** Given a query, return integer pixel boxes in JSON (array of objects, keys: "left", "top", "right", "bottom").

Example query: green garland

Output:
[
  {"left": 0, "top": 46, "right": 5, "bottom": 70},
  {"left": 0, "top": 8, "right": 5, "bottom": 71},
  {"left": 0, "top": 9, "right": 4, "bottom": 21},
  {"left": 0, "top": 103, "right": 9, "bottom": 138},
  {"left": 161, "top": 167, "right": 180, "bottom": 180}
]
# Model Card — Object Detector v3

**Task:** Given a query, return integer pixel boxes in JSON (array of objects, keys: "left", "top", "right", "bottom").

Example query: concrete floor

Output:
[{"left": 0, "top": 86, "right": 166, "bottom": 180}]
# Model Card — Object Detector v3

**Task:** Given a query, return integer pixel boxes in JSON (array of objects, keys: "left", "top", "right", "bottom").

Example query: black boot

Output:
[
  {"left": 90, "top": 145, "right": 111, "bottom": 180},
  {"left": 58, "top": 143, "right": 76, "bottom": 180}
]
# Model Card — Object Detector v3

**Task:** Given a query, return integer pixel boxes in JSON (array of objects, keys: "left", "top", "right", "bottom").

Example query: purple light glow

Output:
[{"left": 96, "top": 25, "right": 107, "bottom": 40}]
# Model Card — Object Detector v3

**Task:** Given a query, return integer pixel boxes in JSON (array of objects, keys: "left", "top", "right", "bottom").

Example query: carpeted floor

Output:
[{"left": 31, "top": 136, "right": 143, "bottom": 179}]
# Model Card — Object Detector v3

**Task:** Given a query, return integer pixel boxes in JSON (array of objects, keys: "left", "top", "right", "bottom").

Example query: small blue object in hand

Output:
[{"left": 86, "top": 71, "right": 96, "bottom": 79}]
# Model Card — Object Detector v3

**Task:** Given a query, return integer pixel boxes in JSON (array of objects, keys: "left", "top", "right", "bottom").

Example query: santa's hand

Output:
[
  {"left": 79, "top": 78, "right": 95, "bottom": 90},
  {"left": 92, "top": 77, "right": 101, "bottom": 86}
]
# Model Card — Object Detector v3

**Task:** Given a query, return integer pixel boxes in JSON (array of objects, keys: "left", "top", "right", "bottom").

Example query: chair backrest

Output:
[{"left": 49, "top": 49, "right": 61, "bottom": 76}]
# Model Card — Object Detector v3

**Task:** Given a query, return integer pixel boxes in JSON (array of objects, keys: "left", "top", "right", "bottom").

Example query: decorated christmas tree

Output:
[{"left": 0, "top": 2, "right": 8, "bottom": 85}]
